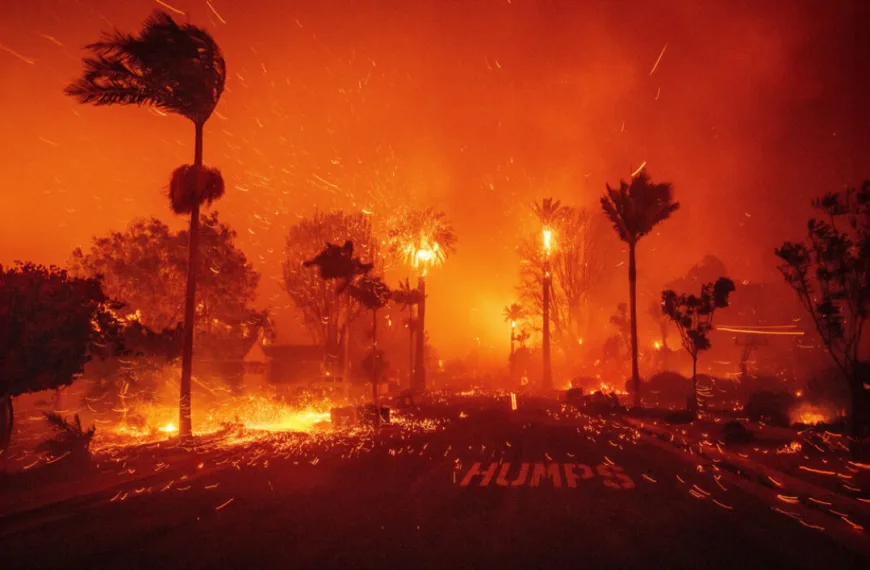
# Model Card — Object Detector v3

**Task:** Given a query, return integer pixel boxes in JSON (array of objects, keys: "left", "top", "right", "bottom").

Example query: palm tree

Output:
[
  {"left": 66, "top": 11, "right": 227, "bottom": 441},
  {"left": 601, "top": 170, "right": 680, "bottom": 407},
  {"left": 392, "top": 278, "right": 424, "bottom": 388},
  {"left": 533, "top": 198, "right": 566, "bottom": 391},
  {"left": 387, "top": 209, "right": 457, "bottom": 393},
  {"left": 503, "top": 303, "right": 525, "bottom": 360},
  {"left": 349, "top": 276, "right": 391, "bottom": 425}
]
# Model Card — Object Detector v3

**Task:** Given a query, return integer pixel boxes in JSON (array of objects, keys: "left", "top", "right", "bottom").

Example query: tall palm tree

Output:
[
  {"left": 533, "top": 198, "right": 565, "bottom": 391},
  {"left": 387, "top": 209, "right": 457, "bottom": 393},
  {"left": 66, "top": 11, "right": 227, "bottom": 441},
  {"left": 601, "top": 170, "right": 680, "bottom": 407},
  {"left": 503, "top": 303, "right": 525, "bottom": 359}
]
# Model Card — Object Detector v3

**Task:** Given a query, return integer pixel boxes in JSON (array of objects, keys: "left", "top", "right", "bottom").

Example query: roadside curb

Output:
[{"left": 620, "top": 415, "right": 870, "bottom": 528}]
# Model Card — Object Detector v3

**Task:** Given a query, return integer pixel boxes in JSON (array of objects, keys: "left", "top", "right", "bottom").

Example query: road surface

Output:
[{"left": 1, "top": 395, "right": 867, "bottom": 569}]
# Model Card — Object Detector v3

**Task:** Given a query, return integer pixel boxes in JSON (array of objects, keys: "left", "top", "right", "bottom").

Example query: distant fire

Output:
[{"left": 789, "top": 403, "right": 837, "bottom": 426}]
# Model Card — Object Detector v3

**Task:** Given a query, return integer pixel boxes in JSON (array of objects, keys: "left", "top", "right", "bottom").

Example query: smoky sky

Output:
[{"left": 1, "top": 0, "right": 868, "bottom": 356}]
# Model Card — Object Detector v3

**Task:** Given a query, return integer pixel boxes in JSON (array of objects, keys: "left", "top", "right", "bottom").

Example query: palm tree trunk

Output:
[
  {"left": 409, "top": 305, "right": 415, "bottom": 391},
  {"left": 372, "top": 308, "right": 380, "bottom": 427},
  {"left": 0, "top": 395, "right": 12, "bottom": 454},
  {"left": 179, "top": 121, "right": 204, "bottom": 442},
  {"left": 542, "top": 269, "right": 552, "bottom": 391},
  {"left": 628, "top": 242, "right": 640, "bottom": 408},
  {"left": 342, "top": 293, "right": 351, "bottom": 397},
  {"left": 414, "top": 277, "right": 426, "bottom": 393}
]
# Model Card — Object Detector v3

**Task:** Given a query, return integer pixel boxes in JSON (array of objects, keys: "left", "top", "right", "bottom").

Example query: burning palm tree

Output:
[
  {"left": 601, "top": 169, "right": 680, "bottom": 407},
  {"left": 503, "top": 303, "right": 525, "bottom": 360},
  {"left": 387, "top": 209, "right": 457, "bottom": 393},
  {"left": 66, "top": 11, "right": 227, "bottom": 441},
  {"left": 533, "top": 198, "right": 566, "bottom": 391}
]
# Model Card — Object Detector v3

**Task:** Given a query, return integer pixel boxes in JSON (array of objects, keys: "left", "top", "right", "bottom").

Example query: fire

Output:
[
  {"left": 789, "top": 403, "right": 836, "bottom": 426},
  {"left": 598, "top": 382, "right": 627, "bottom": 395},
  {"left": 653, "top": 341, "right": 661, "bottom": 350},
  {"left": 542, "top": 228, "right": 553, "bottom": 255},
  {"left": 101, "top": 394, "right": 334, "bottom": 446}
]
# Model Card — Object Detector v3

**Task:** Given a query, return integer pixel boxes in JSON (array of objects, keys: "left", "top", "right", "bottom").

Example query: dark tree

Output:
[
  {"left": 602, "top": 170, "right": 680, "bottom": 407},
  {"left": 0, "top": 263, "right": 124, "bottom": 452},
  {"left": 70, "top": 214, "right": 268, "bottom": 362},
  {"left": 349, "top": 276, "right": 392, "bottom": 422},
  {"left": 662, "top": 277, "right": 735, "bottom": 413},
  {"left": 776, "top": 182, "right": 870, "bottom": 437},
  {"left": 67, "top": 11, "right": 228, "bottom": 441},
  {"left": 392, "top": 278, "right": 424, "bottom": 386},
  {"left": 286, "top": 212, "right": 378, "bottom": 372}
]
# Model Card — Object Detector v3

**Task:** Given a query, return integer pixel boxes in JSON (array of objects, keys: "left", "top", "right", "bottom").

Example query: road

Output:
[{"left": 1, "top": 395, "right": 867, "bottom": 569}]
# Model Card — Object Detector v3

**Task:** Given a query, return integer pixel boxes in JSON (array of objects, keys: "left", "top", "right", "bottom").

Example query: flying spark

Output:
[
  {"left": 649, "top": 43, "right": 668, "bottom": 76},
  {"left": 206, "top": 1, "right": 227, "bottom": 24},
  {"left": 155, "top": 0, "right": 185, "bottom": 15}
]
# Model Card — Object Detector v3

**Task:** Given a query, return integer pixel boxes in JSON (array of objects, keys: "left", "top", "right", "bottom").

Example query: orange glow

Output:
[
  {"left": 0, "top": 2, "right": 861, "bottom": 362},
  {"left": 542, "top": 228, "right": 553, "bottom": 256}
]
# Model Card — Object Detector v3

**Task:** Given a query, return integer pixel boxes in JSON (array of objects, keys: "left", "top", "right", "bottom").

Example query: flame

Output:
[
  {"left": 789, "top": 403, "right": 836, "bottom": 426},
  {"left": 403, "top": 235, "right": 443, "bottom": 275},
  {"left": 653, "top": 341, "right": 662, "bottom": 350},
  {"left": 542, "top": 228, "right": 553, "bottom": 255},
  {"left": 158, "top": 422, "right": 177, "bottom": 433}
]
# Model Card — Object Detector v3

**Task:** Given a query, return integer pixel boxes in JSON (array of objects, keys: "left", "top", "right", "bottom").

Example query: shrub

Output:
[
  {"left": 37, "top": 412, "right": 96, "bottom": 464},
  {"left": 744, "top": 391, "right": 796, "bottom": 427},
  {"left": 721, "top": 420, "right": 754, "bottom": 444},
  {"left": 664, "top": 409, "right": 695, "bottom": 424}
]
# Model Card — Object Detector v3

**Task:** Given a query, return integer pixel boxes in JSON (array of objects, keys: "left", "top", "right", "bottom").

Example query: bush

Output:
[
  {"left": 664, "top": 409, "right": 695, "bottom": 424},
  {"left": 721, "top": 420, "right": 754, "bottom": 445},
  {"left": 37, "top": 412, "right": 96, "bottom": 464},
  {"left": 744, "top": 391, "right": 795, "bottom": 427}
]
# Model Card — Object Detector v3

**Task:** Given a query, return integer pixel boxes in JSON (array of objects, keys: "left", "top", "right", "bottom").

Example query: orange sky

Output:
[{"left": 1, "top": 0, "right": 869, "bottom": 358}]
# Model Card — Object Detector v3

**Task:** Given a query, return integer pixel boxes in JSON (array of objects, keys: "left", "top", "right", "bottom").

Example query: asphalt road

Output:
[{"left": 1, "top": 396, "right": 867, "bottom": 569}]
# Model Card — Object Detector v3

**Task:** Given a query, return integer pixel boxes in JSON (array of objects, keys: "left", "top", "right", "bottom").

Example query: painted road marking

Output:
[{"left": 459, "top": 462, "right": 635, "bottom": 489}]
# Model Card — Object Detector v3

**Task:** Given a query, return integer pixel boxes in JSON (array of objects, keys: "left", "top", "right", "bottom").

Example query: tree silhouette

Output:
[
  {"left": 0, "top": 263, "right": 124, "bottom": 453},
  {"left": 503, "top": 303, "right": 525, "bottom": 366},
  {"left": 776, "top": 182, "right": 870, "bottom": 437},
  {"left": 518, "top": 206, "right": 611, "bottom": 351},
  {"left": 349, "top": 276, "right": 392, "bottom": 423},
  {"left": 66, "top": 11, "right": 227, "bottom": 441},
  {"left": 601, "top": 170, "right": 680, "bottom": 407},
  {"left": 71, "top": 214, "right": 267, "bottom": 361},
  {"left": 286, "top": 212, "right": 378, "bottom": 373},
  {"left": 387, "top": 208, "right": 457, "bottom": 393},
  {"left": 661, "top": 277, "right": 735, "bottom": 413},
  {"left": 391, "top": 278, "right": 424, "bottom": 387}
]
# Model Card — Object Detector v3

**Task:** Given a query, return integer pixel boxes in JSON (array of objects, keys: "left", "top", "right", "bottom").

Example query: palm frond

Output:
[
  {"left": 601, "top": 170, "right": 679, "bottom": 244},
  {"left": 169, "top": 165, "right": 225, "bottom": 214},
  {"left": 66, "top": 10, "right": 226, "bottom": 125}
]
